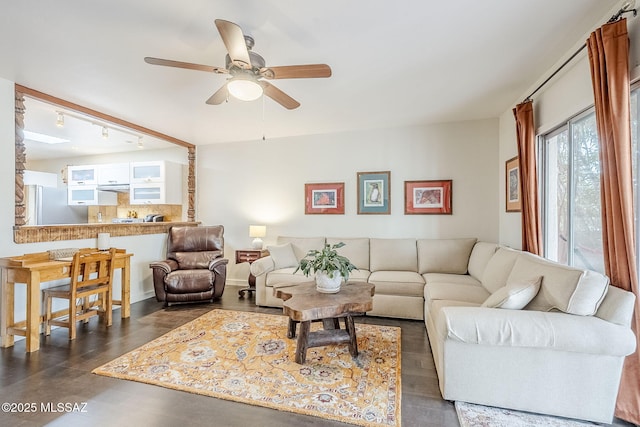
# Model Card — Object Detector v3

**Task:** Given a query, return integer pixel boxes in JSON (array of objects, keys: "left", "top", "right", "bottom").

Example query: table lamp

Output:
[{"left": 249, "top": 225, "right": 266, "bottom": 249}]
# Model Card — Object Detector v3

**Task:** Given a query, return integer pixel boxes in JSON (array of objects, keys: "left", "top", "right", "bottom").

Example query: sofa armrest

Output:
[
  {"left": 250, "top": 256, "right": 275, "bottom": 277},
  {"left": 149, "top": 259, "right": 178, "bottom": 274},
  {"left": 438, "top": 306, "right": 636, "bottom": 357}
]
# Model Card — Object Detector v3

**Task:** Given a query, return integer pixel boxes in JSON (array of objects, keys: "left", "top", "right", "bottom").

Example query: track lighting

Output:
[
  {"left": 102, "top": 126, "right": 109, "bottom": 139},
  {"left": 137, "top": 136, "right": 144, "bottom": 149},
  {"left": 56, "top": 112, "right": 64, "bottom": 127}
]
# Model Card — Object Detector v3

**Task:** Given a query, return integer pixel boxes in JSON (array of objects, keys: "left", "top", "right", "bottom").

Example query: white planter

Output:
[{"left": 315, "top": 270, "right": 343, "bottom": 293}]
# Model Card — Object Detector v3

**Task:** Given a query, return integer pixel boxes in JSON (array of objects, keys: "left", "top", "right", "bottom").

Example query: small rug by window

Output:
[
  {"left": 93, "top": 309, "right": 401, "bottom": 427},
  {"left": 455, "top": 401, "right": 603, "bottom": 427}
]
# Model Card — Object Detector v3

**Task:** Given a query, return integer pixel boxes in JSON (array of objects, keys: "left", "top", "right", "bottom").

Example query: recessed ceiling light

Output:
[{"left": 23, "top": 130, "right": 69, "bottom": 145}]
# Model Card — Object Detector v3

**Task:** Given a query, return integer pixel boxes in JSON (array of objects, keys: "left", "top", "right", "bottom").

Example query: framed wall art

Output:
[
  {"left": 506, "top": 156, "right": 521, "bottom": 212},
  {"left": 357, "top": 171, "right": 390, "bottom": 214},
  {"left": 304, "top": 182, "right": 345, "bottom": 214},
  {"left": 404, "top": 180, "right": 452, "bottom": 214}
]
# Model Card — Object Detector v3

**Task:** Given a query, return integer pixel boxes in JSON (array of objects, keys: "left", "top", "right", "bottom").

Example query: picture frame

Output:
[
  {"left": 506, "top": 156, "right": 522, "bottom": 212},
  {"left": 357, "top": 171, "right": 390, "bottom": 214},
  {"left": 404, "top": 180, "right": 452, "bottom": 214},
  {"left": 304, "top": 182, "right": 345, "bottom": 214}
]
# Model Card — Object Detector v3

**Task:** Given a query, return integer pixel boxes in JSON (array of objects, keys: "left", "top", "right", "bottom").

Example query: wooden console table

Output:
[
  {"left": 274, "top": 281, "right": 375, "bottom": 364},
  {"left": 0, "top": 248, "right": 133, "bottom": 352}
]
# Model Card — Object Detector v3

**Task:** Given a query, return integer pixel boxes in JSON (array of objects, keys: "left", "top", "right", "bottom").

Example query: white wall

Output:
[
  {"left": 498, "top": 10, "right": 640, "bottom": 250},
  {"left": 197, "top": 120, "right": 499, "bottom": 283}
]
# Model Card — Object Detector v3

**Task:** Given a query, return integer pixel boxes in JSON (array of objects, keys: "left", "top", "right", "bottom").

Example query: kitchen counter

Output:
[{"left": 13, "top": 221, "right": 200, "bottom": 244}]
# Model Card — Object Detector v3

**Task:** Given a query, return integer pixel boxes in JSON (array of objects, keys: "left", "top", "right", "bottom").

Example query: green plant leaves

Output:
[{"left": 293, "top": 241, "right": 356, "bottom": 281}]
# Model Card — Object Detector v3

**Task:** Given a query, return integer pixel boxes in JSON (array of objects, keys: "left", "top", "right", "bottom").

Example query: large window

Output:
[
  {"left": 542, "top": 84, "right": 640, "bottom": 275},
  {"left": 542, "top": 110, "right": 604, "bottom": 273}
]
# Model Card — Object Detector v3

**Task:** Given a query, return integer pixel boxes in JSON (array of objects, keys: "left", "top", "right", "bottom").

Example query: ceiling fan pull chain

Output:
[{"left": 262, "top": 95, "right": 266, "bottom": 141}]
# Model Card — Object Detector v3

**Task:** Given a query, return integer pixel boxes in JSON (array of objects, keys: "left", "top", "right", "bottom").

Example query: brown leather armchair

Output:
[{"left": 150, "top": 225, "right": 228, "bottom": 306}]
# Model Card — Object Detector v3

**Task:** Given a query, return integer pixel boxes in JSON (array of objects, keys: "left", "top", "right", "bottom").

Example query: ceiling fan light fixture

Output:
[{"left": 227, "top": 76, "right": 263, "bottom": 101}]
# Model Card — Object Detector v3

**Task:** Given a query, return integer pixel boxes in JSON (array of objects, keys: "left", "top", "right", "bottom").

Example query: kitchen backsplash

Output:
[{"left": 87, "top": 192, "right": 183, "bottom": 223}]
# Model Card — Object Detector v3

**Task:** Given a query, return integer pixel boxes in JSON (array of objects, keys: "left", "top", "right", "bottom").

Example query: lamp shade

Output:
[{"left": 249, "top": 225, "right": 266, "bottom": 238}]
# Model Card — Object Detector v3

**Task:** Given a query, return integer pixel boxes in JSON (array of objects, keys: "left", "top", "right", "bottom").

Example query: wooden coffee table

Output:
[{"left": 273, "top": 281, "right": 375, "bottom": 364}]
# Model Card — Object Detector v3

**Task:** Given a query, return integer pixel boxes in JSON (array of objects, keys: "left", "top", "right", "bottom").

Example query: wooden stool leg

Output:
[
  {"left": 345, "top": 315, "right": 358, "bottom": 357},
  {"left": 295, "top": 321, "right": 311, "bottom": 364}
]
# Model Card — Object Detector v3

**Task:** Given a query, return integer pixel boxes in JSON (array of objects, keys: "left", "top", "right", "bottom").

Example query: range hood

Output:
[{"left": 96, "top": 184, "right": 130, "bottom": 193}]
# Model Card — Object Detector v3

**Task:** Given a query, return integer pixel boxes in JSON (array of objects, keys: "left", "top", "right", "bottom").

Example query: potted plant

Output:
[{"left": 294, "top": 242, "right": 357, "bottom": 293}]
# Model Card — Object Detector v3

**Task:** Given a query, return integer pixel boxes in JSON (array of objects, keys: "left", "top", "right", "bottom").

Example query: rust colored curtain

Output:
[
  {"left": 513, "top": 101, "right": 542, "bottom": 255},
  {"left": 587, "top": 18, "right": 640, "bottom": 424}
]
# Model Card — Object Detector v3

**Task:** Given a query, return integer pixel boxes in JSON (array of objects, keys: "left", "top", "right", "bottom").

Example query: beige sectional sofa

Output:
[{"left": 249, "top": 236, "right": 637, "bottom": 423}]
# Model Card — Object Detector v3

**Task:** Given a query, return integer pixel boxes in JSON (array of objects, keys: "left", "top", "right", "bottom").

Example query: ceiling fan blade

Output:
[
  {"left": 214, "top": 19, "right": 252, "bottom": 69},
  {"left": 260, "top": 64, "right": 332, "bottom": 79},
  {"left": 206, "top": 84, "right": 229, "bottom": 105},
  {"left": 144, "top": 57, "right": 228, "bottom": 74},
  {"left": 260, "top": 81, "right": 300, "bottom": 110}
]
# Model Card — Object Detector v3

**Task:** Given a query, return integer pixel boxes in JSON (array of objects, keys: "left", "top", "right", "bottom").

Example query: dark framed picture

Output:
[
  {"left": 357, "top": 171, "right": 390, "bottom": 214},
  {"left": 404, "top": 180, "right": 452, "bottom": 214},
  {"left": 506, "top": 156, "right": 521, "bottom": 212},
  {"left": 304, "top": 182, "right": 345, "bottom": 214}
]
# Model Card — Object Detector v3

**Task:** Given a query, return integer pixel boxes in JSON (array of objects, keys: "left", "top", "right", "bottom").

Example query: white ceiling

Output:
[{"left": 0, "top": 1, "right": 620, "bottom": 148}]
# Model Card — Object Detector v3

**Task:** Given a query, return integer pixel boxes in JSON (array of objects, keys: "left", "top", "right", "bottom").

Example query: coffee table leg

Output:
[
  {"left": 287, "top": 318, "right": 298, "bottom": 338},
  {"left": 344, "top": 315, "right": 358, "bottom": 357},
  {"left": 295, "top": 321, "right": 311, "bottom": 364}
]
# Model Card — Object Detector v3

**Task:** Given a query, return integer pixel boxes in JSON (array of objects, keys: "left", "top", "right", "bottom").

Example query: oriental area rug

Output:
[
  {"left": 93, "top": 309, "right": 401, "bottom": 427},
  {"left": 455, "top": 401, "right": 603, "bottom": 427}
]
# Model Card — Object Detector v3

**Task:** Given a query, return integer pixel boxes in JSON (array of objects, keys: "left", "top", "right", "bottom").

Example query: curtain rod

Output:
[{"left": 522, "top": 3, "right": 637, "bottom": 103}]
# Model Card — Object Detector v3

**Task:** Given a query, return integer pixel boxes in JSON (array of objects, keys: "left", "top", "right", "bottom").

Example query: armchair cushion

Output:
[
  {"left": 175, "top": 250, "right": 222, "bottom": 270},
  {"left": 165, "top": 270, "right": 213, "bottom": 293}
]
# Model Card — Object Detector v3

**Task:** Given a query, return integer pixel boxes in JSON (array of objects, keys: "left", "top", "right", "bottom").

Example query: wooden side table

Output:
[{"left": 235, "top": 249, "right": 269, "bottom": 298}]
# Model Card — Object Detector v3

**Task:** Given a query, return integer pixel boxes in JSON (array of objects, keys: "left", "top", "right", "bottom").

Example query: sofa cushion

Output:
[
  {"left": 417, "top": 238, "right": 477, "bottom": 274},
  {"left": 509, "top": 253, "right": 609, "bottom": 316},
  {"left": 327, "top": 237, "right": 370, "bottom": 270},
  {"left": 425, "top": 282, "right": 490, "bottom": 306},
  {"left": 368, "top": 271, "right": 424, "bottom": 297},
  {"left": 347, "top": 269, "right": 371, "bottom": 283},
  {"left": 468, "top": 242, "right": 499, "bottom": 282},
  {"left": 174, "top": 251, "right": 221, "bottom": 270},
  {"left": 265, "top": 268, "right": 308, "bottom": 287},
  {"left": 276, "top": 236, "right": 325, "bottom": 261},
  {"left": 481, "top": 276, "right": 541, "bottom": 310},
  {"left": 423, "top": 273, "right": 481, "bottom": 287},
  {"left": 438, "top": 306, "right": 636, "bottom": 356},
  {"left": 481, "top": 247, "right": 521, "bottom": 293},
  {"left": 370, "top": 238, "right": 418, "bottom": 272},
  {"left": 266, "top": 243, "right": 298, "bottom": 270}
]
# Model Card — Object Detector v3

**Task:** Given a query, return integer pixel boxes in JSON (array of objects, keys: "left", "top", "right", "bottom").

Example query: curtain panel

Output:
[
  {"left": 513, "top": 101, "right": 542, "bottom": 255},
  {"left": 587, "top": 18, "right": 640, "bottom": 425}
]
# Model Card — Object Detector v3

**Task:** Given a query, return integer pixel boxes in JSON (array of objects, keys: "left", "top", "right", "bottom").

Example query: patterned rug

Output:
[
  {"left": 455, "top": 401, "right": 603, "bottom": 427},
  {"left": 93, "top": 309, "right": 401, "bottom": 427}
]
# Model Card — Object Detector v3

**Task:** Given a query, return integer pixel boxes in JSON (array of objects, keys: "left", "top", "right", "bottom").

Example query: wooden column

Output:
[
  {"left": 187, "top": 146, "right": 195, "bottom": 222},
  {"left": 15, "top": 90, "right": 26, "bottom": 227}
]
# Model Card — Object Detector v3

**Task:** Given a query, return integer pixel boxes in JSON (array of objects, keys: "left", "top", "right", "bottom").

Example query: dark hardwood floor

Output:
[{"left": 0, "top": 284, "right": 632, "bottom": 427}]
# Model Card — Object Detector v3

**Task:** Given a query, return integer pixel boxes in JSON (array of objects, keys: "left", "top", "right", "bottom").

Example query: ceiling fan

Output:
[{"left": 144, "top": 19, "right": 332, "bottom": 110}]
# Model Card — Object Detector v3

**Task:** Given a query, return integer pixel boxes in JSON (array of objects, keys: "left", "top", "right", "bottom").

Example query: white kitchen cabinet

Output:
[
  {"left": 129, "top": 161, "right": 182, "bottom": 204},
  {"left": 98, "top": 163, "right": 130, "bottom": 185},
  {"left": 68, "top": 186, "right": 117, "bottom": 206},
  {"left": 67, "top": 165, "right": 98, "bottom": 186}
]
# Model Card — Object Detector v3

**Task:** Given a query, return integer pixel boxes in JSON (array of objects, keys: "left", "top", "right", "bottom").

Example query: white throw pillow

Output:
[
  {"left": 266, "top": 243, "right": 298, "bottom": 270},
  {"left": 481, "top": 276, "right": 542, "bottom": 310}
]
